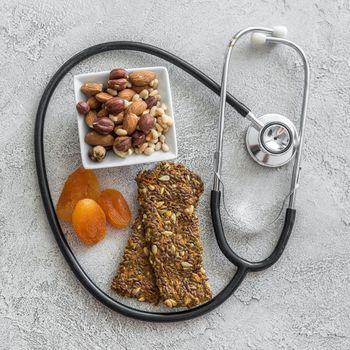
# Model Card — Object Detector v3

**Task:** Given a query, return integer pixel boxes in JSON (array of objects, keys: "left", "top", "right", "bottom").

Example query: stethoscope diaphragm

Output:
[{"left": 245, "top": 113, "right": 299, "bottom": 167}]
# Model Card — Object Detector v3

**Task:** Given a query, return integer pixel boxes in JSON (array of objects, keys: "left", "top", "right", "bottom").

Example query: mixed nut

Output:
[{"left": 76, "top": 68, "right": 173, "bottom": 162}]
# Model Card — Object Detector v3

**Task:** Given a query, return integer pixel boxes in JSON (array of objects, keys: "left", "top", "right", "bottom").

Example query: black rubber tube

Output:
[
  {"left": 35, "top": 41, "right": 251, "bottom": 322},
  {"left": 210, "top": 190, "right": 296, "bottom": 271}
]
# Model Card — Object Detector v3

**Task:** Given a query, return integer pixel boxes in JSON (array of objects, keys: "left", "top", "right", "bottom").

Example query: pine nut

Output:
[
  {"left": 159, "top": 135, "right": 166, "bottom": 143},
  {"left": 124, "top": 100, "right": 132, "bottom": 108},
  {"left": 139, "top": 89, "right": 149, "bottom": 100},
  {"left": 155, "top": 123, "right": 163, "bottom": 132},
  {"left": 139, "top": 142, "right": 148, "bottom": 153},
  {"left": 144, "top": 147, "right": 155, "bottom": 156},
  {"left": 151, "top": 128, "right": 158, "bottom": 140},
  {"left": 162, "top": 143, "right": 169, "bottom": 152},
  {"left": 132, "top": 94, "right": 140, "bottom": 101},
  {"left": 116, "top": 128, "right": 127, "bottom": 136},
  {"left": 161, "top": 103, "right": 167, "bottom": 111},
  {"left": 150, "top": 106, "right": 157, "bottom": 116},
  {"left": 150, "top": 79, "right": 158, "bottom": 88},
  {"left": 156, "top": 108, "right": 165, "bottom": 117},
  {"left": 166, "top": 116, "right": 174, "bottom": 126},
  {"left": 149, "top": 89, "right": 158, "bottom": 96},
  {"left": 106, "top": 88, "right": 118, "bottom": 96},
  {"left": 155, "top": 141, "right": 162, "bottom": 151}
]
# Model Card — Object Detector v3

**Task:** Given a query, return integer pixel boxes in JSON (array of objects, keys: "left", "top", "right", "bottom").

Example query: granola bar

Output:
[
  {"left": 138, "top": 162, "right": 212, "bottom": 308},
  {"left": 111, "top": 213, "right": 160, "bottom": 304}
]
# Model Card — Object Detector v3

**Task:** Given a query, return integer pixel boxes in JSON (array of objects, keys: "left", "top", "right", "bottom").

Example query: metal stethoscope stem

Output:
[{"left": 213, "top": 27, "right": 310, "bottom": 210}]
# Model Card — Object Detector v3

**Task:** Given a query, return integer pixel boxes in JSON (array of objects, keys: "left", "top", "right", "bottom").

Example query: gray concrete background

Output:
[{"left": 1, "top": 0, "right": 350, "bottom": 349}]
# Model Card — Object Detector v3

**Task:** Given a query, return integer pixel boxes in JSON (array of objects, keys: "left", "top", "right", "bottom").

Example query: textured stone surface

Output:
[{"left": 1, "top": 0, "right": 350, "bottom": 349}]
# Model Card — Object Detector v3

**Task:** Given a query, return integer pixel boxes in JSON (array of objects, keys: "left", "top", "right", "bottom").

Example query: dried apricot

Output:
[
  {"left": 98, "top": 189, "right": 131, "bottom": 229},
  {"left": 56, "top": 167, "right": 100, "bottom": 222},
  {"left": 72, "top": 199, "right": 106, "bottom": 245}
]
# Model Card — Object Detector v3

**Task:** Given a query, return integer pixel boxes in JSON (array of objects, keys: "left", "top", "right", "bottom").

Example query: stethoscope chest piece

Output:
[{"left": 245, "top": 113, "right": 298, "bottom": 167}]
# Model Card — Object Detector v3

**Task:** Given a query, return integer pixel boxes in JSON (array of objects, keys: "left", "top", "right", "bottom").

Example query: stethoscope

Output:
[
  {"left": 34, "top": 25, "right": 309, "bottom": 322},
  {"left": 212, "top": 26, "right": 309, "bottom": 270}
]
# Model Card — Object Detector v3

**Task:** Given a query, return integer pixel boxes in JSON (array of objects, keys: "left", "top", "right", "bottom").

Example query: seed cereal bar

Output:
[
  {"left": 137, "top": 162, "right": 212, "bottom": 308},
  {"left": 111, "top": 214, "right": 160, "bottom": 304}
]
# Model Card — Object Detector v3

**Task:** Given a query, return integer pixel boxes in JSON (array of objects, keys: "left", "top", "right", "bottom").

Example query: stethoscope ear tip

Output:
[
  {"left": 250, "top": 26, "right": 288, "bottom": 48},
  {"left": 272, "top": 25, "right": 288, "bottom": 39},
  {"left": 250, "top": 32, "right": 267, "bottom": 47}
]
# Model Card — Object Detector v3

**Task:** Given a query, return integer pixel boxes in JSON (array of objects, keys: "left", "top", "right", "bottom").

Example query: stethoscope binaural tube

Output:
[{"left": 211, "top": 27, "right": 310, "bottom": 271}]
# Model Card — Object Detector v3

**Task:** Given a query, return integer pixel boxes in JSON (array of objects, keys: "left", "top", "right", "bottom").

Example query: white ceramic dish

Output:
[{"left": 74, "top": 66, "right": 178, "bottom": 169}]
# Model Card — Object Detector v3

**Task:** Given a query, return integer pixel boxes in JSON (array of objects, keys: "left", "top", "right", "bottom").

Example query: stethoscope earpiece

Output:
[
  {"left": 250, "top": 32, "right": 267, "bottom": 47},
  {"left": 250, "top": 25, "right": 288, "bottom": 47},
  {"left": 271, "top": 25, "right": 288, "bottom": 38}
]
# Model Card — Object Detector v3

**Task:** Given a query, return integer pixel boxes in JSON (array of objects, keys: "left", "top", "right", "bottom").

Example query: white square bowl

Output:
[{"left": 74, "top": 66, "right": 178, "bottom": 169}]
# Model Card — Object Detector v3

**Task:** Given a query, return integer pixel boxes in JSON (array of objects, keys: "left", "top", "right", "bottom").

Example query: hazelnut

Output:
[
  {"left": 131, "top": 131, "right": 146, "bottom": 147},
  {"left": 108, "top": 79, "right": 127, "bottom": 91},
  {"left": 145, "top": 96, "right": 157, "bottom": 109},
  {"left": 123, "top": 113, "right": 139, "bottom": 135},
  {"left": 76, "top": 101, "right": 90, "bottom": 115},
  {"left": 138, "top": 113, "right": 155, "bottom": 134},
  {"left": 109, "top": 68, "right": 128, "bottom": 80},
  {"left": 105, "top": 97, "right": 125, "bottom": 114},
  {"left": 93, "top": 117, "right": 114, "bottom": 135},
  {"left": 88, "top": 146, "right": 106, "bottom": 162},
  {"left": 113, "top": 136, "right": 132, "bottom": 152}
]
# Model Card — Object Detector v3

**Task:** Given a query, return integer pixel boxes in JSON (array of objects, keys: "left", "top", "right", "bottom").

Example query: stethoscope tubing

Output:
[
  {"left": 35, "top": 41, "right": 251, "bottom": 322},
  {"left": 35, "top": 40, "right": 296, "bottom": 322}
]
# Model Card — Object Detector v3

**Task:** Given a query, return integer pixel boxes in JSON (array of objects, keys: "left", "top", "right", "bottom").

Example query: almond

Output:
[
  {"left": 123, "top": 113, "right": 139, "bottom": 135},
  {"left": 128, "top": 100, "right": 147, "bottom": 116},
  {"left": 85, "top": 131, "right": 114, "bottom": 147},
  {"left": 97, "top": 108, "right": 109, "bottom": 118},
  {"left": 86, "top": 96, "right": 101, "bottom": 110},
  {"left": 80, "top": 83, "right": 103, "bottom": 96},
  {"left": 118, "top": 88, "right": 136, "bottom": 101},
  {"left": 85, "top": 110, "right": 97, "bottom": 128},
  {"left": 95, "top": 92, "right": 113, "bottom": 103},
  {"left": 129, "top": 70, "right": 156, "bottom": 87}
]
